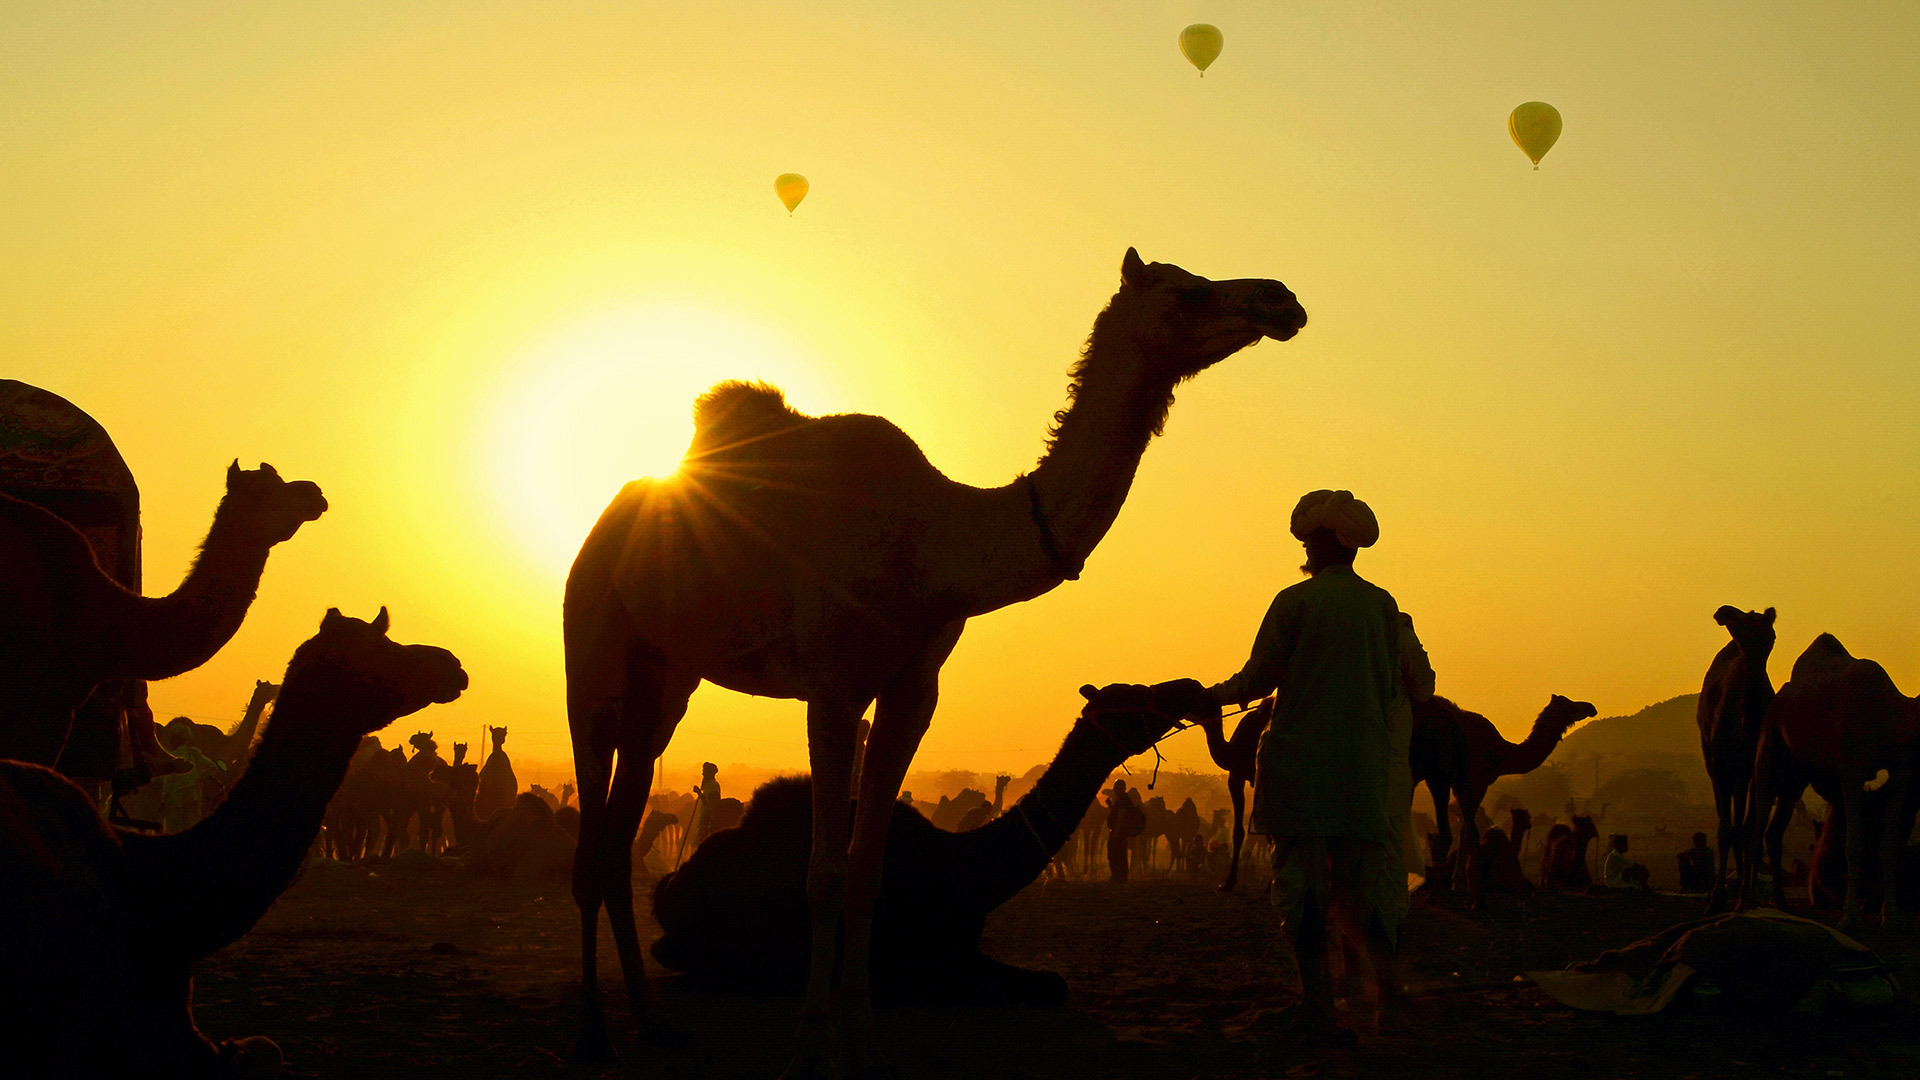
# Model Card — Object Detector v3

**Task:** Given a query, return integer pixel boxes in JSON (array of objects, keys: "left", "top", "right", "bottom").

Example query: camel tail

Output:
[{"left": 689, "top": 380, "right": 805, "bottom": 455}]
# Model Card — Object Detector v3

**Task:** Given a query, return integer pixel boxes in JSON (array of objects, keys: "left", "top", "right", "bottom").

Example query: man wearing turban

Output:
[{"left": 1197, "top": 490, "right": 1433, "bottom": 1044}]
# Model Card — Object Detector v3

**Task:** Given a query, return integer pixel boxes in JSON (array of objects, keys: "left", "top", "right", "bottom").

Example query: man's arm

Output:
[
  {"left": 1208, "top": 593, "right": 1296, "bottom": 707},
  {"left": 1397, "top": 611, "right": 1436, "bottom": 703}
]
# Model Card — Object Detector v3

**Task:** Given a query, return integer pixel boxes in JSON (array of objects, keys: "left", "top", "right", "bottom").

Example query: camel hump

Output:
[
  {"left": 1791, "top": 633, "right": 1856, "bottom": 683},
  {"left": 690, "top": 381, "right": 806, "bottom": 453}
]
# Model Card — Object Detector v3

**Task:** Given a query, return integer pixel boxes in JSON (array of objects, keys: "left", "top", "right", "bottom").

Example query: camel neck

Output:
[
  {"left": 118, "top": 684, "right": 368, "bottom": 963},
  {"left": 955, "top": 722, "right": 1132, "bottom": 912},
  {"left": 115, "top": 501, "right": 273, "bottom": 679},
  {"left": 949, "top": 332, "right": 1172, "bottom": 614}
]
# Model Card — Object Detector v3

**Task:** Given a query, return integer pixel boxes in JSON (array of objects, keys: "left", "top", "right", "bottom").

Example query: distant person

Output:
[
  {"left": 1676, "top": 832, "right": 1715, "bottom": 892},
  {"left": 1104, "top": 780, "right": 1145, "bottom": 883},
  {"left": 691, "top": 761, "right": 722, "bottom": 846},
  {"left": 1191, "top": 490, "right": 1430, "bottom": 1045},
  {"left": 1603, "top": 834, "right": 1650, "bottom": 889},
  {"left": 157, "top": 719, "right": 227, "bottom": 834}
]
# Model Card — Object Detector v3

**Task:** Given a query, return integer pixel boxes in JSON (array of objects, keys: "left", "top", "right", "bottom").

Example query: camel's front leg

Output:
[
  {"left": 1838, "top": 778, "right": 1867, "bottom": 932},
  {"left": 782, "top": 693, "right": 865, "bottom": 1080},
  {"left": 1877, "top": 768, "right": 1910, "bottom": 924}
]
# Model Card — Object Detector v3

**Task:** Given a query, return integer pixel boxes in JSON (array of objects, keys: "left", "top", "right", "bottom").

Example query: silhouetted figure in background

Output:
[
  {"left": 692, "top": 761, "right": 722, "bottom": 847},
  {"left": 1105, "top": 780, "right": 1144, "bottom": 883},
  {"left": 1677, "top": 831, "right": 1715, "bottom": 892},
  {"left": 1603, "top": 834, "right": 1650, "bottom": 889}
]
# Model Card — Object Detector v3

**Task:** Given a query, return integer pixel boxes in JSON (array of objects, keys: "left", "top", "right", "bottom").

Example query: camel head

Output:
[
  {"left": 281, "top": 608, "right": 468, "bottom": 736},
  {"left": 1510, "top": 806, "right": 1532, "bottom": 832},
  {"left": 1543, "top": 694, "right": 1598, "bottom": 735},
  {"left": 248, "top": 680, "right": 279, "bottom": 710},
  {"left": 408, "top": 730, "right": 437, "bottom": 757},
  {"left": 489, "top": 725, "right": 508, "bottom": 750},
  {"left": 1713, "top": 605, "right": 1778, "bottom": 659},
  {"left": 452, "top": 742, "right": 468, "bottom": 766},
  {"left": 222, "top": 461, "right": 328, "bottom": 546},
  {"left": 1074, "top": 678, "right": 1212, "bottom": 760},
  {"left": 1105, "top": 248, "right": 1307, "bottom": 381}
]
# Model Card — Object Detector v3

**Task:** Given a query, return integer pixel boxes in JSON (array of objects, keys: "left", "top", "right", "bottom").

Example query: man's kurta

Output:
[{"left": 1209, "top": 565, "right": 1427, "bottom": 847}]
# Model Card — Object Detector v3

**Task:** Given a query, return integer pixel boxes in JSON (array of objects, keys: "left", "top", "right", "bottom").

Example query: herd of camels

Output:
[{"left": 2, "top": 249, "right": 1915, "bottom": 1077}]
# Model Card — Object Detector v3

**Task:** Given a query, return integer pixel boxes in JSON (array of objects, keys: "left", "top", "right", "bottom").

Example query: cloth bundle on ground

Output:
[
  {"left": 1289, "top": 489, "right": 1378, "bottom": 548},
  {"left": 1528, "top": 909, "right": 1896, "bottom": 1015}
]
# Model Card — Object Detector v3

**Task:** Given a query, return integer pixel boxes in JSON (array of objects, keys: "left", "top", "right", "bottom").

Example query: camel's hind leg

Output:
[
  {"left": 1453, "top": 789, "right": 1485, "bottom": 894},
  {"left": 1877, "top": 767, "right": 1911, "bottom": 924}
]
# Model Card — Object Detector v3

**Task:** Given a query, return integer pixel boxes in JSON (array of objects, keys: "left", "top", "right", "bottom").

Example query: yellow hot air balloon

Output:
[
  {"left": 1179, "top": 24, "right": 1223, "bottom": 76},
  {"left": 1508, "top": 102, "right": 1562, "bottom": 170},
  {"left": 774, "top": 173, "right": 808, "bottom": 214}
]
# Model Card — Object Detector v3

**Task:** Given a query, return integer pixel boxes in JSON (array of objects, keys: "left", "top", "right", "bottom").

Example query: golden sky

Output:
[{"left": 7, "top": 3, "right": 1918, "bottom": 779}]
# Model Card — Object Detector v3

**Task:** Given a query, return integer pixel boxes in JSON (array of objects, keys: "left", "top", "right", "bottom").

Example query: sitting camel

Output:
[
  {"left": 476, "top": 725, "right": 517, "bottom": 821},
  {"left": 930, "top": 788, "right": 988, "bottom": 833},
  {"left": 565, "top": 249, "right": 1306, "bottom": 1065},
  {"left": 438, "top": 755, "right": 572, "bottom": 880},
  {"left": 1697, "top": 605, "right": 1778, "bottom": 910},
  {"left": 0, "top": 607, "right": 463, "bottom": 1078},
  {"left": 1539, "top": 815, "right": 1601, "bottom": 889},
  {"left": 1750, "top": 634, "right": 1920, "bottom": 928},
  {"left": 651, "top": 680, "right": 1210, "bottom": 1005},
  {"left": 1465, "top": 808, "right": 1534, "bottom": 901},
  {"left": 955, "top": 775, "right": 1012, "bottom": 832},
  {"left": 0, "top": 462, "right": 327, "bottom": 773},
  {"left": 1192, "top": 695, "right": 1272, "bottom": 890},
  {"left": 1412, "top": 694, "right": 1596, "bottom": 891}
]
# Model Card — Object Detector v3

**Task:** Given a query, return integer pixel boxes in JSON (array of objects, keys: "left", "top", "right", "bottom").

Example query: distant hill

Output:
[{"left": 1550, "top": 694, "right": 1700, "bottom": 762}]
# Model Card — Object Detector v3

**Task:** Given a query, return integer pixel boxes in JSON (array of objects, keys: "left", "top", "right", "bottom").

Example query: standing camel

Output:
[
  {"left": 1192, "top": 695, "right": 1271, "bottom": 890},
  {"left": 1751, "top": 634, "right": 1919, "bottom": 928},
  {"left": 1696, "top": 605, "right": 1777, "bottom": 909},
  {"left": 1412, "top": 694, "right": 1596, "bottom": 891},
  {"left": 477, "top": 725, "right": 517, "bottom": 820},
  {"left": 0, "top": 462, "right": 327, "bottom": 770},
  {"left": 564, "top": 249, "right": 1307, "bottom": 1071}
]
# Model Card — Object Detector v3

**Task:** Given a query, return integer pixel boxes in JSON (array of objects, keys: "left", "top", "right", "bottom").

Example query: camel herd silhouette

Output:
[{"left": 2, "top": 250, "right": 1915, "bottom": 1077}]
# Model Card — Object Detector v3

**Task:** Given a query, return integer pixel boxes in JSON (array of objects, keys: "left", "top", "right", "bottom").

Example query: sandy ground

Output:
[{"left": 193, "top": 863, "right": 1920, "bottom": 1080}]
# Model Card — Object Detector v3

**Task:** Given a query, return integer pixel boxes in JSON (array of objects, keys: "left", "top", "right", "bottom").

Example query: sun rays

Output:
[{"left": 480, "top": 303, "right": 836, "bottom": 578}]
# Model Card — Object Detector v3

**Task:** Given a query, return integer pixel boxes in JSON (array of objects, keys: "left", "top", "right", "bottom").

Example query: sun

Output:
[{"left": 483, "top": 302, "right": 833, "bottom": 576}]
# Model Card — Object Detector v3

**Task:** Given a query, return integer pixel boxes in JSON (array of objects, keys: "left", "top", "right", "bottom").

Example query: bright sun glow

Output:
[{"left": 484, "top": 303, "right": 834, "bottom": 576}]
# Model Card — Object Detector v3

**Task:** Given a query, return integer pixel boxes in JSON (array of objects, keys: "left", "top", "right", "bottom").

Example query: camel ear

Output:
[
  {"left": 1712, "top": 605, "right": 1741, "bottom": 627},
  {"left": 1121, "top": 248, "right": 1149, "bottom": 287},
  {"left": 1763, "top": 607, "right": 1777, "bottom": 625},
  {"left": 372, "top": 607, "right": 390, "bottom": 635},
  {"left": 1080, "top": 684, "right": 1099, "bottom": 701},
  {"left": 322, "top": 607, "right": 344, "bottom": 628},
  {"left": 228, "top": 459, "right": 242, "bottom": 486},
  {"left": 259, "top": 462, "right": 281, "bottom": 480}
]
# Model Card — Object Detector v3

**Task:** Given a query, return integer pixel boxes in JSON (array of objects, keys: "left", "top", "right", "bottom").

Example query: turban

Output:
[{"left": 1289, "top": 489, "right": 1378, "bottom": 549}]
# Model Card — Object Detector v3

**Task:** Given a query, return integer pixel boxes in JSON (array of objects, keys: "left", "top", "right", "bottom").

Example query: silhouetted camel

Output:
[
  {"left": 1193, "top": 695, "right": 1270, "bottom": 890},
  {"left": 564, "top": 249, "right": 1306, "bottom": 1069},
  {"left": 0, "top": 607, "right": 463, "bottom": 1077},
  {"left": 1697, "top": 605, "right": 1777, "bottom": 910},
  {"left": 0, "top": 463, "right": 326, "bottom": 772},
  {"left": 1752, "top": 634, "right": 1920, "bottom": 928},
  {"left": 650, "top": 680, "right": 1209, "bottom": 1005},
  {"left": 1539, "top": 815, "right": 1601, "bottom": 889},
  {"left": 476, "top": 725, "right": 517, "bottom": 821},
  {"left": 1413, "top": 694, "right": 1596, "bottom": 891}
]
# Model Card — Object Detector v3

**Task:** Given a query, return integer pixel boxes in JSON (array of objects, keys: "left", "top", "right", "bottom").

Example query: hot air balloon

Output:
[
  {"left": 1508, "top": 102, "right": 1562, "bottom": 170},
  {"left": 774, "top": 173, "right": 809, "bottom": 214},
  {"left": 1179, "top": 24, "right": 1223, "bottom": 76}
]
